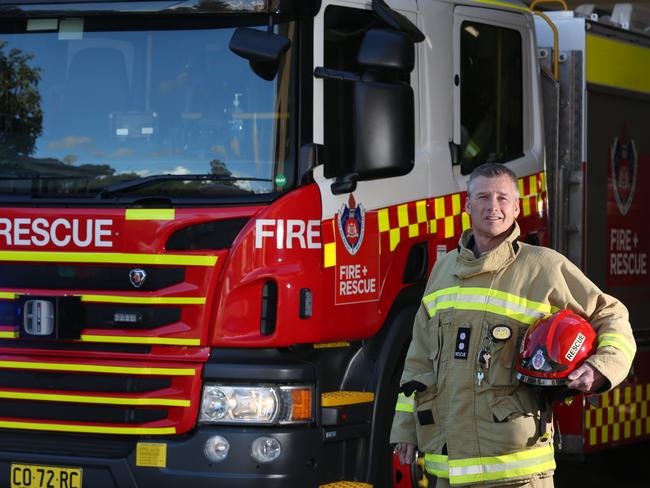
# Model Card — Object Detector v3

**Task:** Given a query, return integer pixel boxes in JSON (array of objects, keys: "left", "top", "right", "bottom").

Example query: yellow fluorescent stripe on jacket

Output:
[
  {"left": 424, "top": 453, "right": 450, "bottom": 478},
  {"left": 447, "top": 445, "right": 556, "bottom": 484},
  {"left": 423, "top": 286, "right": 554, "bottom": 314},
  {"left": 395, "top": 392, "right": 415, "bottom": 413},
  {"left": 422, "top": 286, "right": 556, "bottom": 323},
  {"left": 598, "top": 333, "right": 636, "bottom": 363}
]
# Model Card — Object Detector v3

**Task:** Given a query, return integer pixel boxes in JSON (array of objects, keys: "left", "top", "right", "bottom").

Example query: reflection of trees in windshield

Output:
[
  {"left": 0, "top": 20, "right": 295, "bottom": 198},
  {"left": 0, "top": 41, "right": 43, "bottom": 159}
]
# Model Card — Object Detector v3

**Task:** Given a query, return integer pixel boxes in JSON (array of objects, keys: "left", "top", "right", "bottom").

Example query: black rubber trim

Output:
[
  {"left": 166, "top": 218, "right": 248, "bottom": 250},
  {"left": 0, "top": 430, "right": 135, "bottom": 458},
  {"left": 0, "top": 339, "right": 150, "bottom": 354},
  {"left": 0, "top": 264, "right": 184, "bottom": 291},
  {"left": 0, "top": 400, "right": 167, "bottom": 423},
  {"left": 0, "top": 370, "right": 170, "bottom": 393},
  {"left": 204, "top": 348, "right": 315, "bottom": 382}
]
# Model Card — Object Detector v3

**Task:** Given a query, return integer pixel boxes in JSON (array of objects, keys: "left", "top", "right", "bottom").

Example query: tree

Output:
[
  {"left": 210, "top": 158, "right": 233, "bottom": 177},
  {"left": 0, "top": 41, "right": 43, "bottom": 159}
]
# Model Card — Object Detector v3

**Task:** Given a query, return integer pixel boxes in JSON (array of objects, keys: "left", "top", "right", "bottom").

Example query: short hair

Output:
[{"left": 467, "top": 163, "right": 519, "bottom": 198}]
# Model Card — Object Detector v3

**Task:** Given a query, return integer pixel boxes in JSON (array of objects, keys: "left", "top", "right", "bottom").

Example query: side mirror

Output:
[
  {"left": 350, "top": 29, "right": 414, "bottom": 185},
  {"left": 316, "top": 28, "right": 416, "bottom": 194},
  {"left": 229, "top": 27, "right": 290, "bottom": 80},
  {"left": 351, "top": 76, "right": 414, "bottom": 182}
]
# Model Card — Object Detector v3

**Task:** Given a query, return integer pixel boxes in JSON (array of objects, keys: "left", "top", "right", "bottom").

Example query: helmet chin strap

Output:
[{"left": 534, "top": 386, "right": 581, "bottom": 443}]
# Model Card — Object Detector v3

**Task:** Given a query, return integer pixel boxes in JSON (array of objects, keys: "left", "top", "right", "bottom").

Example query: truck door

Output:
[
  {"left": 452, "top": 6, "right": 545, "bottom": 192},
  {"left": 312, "top": 0, "right": 426, "bottom": 327}
]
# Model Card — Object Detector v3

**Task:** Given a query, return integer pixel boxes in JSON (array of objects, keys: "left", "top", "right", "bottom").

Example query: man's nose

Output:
[{"left": 486, "top": 194, "right": 499, "bottom": 207}]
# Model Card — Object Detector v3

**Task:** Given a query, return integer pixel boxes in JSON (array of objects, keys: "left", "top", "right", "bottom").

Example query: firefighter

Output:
[{"left": 390, "top": 163, "right": 636, "bottom": 487}]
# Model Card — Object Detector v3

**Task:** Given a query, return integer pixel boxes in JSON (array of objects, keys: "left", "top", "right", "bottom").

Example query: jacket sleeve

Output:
[
  {"left": 389, "top": 303, "right": 434, "bottom": 445},
  {"left": 550, "top": 255, "right": 636, "bottom": 391}
]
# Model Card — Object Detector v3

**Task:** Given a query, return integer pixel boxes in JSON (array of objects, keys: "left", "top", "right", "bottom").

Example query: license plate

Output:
[{"left": 10, "top": 463, "right": 82, "bottom": 488}]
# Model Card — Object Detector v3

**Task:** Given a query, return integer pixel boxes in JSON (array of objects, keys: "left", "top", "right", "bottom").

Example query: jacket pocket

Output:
[
  {"left": 429, "top": 312, "right": 451, "bottom": 386},
  {"left": 482, "top": 388, "right": 541, "bottom": 452},
  {"left": 485, "top": 319, "right": 528, "bottom": 387},
  {"left": 414, "top": 386, "right": 440, "bottom": 453},
  {"left": 488, "top": 387, "right": 538, "bottom": 422}
]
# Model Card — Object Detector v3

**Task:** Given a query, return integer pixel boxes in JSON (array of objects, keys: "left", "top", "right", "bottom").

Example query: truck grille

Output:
[
  {"left": 0, "top": 430, "right": 136, "bottom": 458},
  {"left": 0, "top": 207, "right": 241, "bottom": 437},
  {"left": 0, "top": 357, "right": 202, "bottom": 435},
  {"left": 0, "top": 264, "right": 185, "bottom": 291}
]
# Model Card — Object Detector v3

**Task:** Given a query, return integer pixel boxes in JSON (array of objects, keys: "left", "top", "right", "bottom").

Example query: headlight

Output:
[{"left": 200, "top": 385, "right": 312, "bottom": 424}]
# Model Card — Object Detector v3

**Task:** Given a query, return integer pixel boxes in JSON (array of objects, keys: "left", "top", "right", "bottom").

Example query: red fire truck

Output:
[
  {"left": 0, "top": 0, "right": 647, "bottom": 486},
  {"left": 535, "top": 1, "right": 650, "bottom": 459}
]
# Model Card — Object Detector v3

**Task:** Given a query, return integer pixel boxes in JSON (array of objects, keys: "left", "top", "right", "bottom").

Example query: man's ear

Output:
[
  {"left": 513, "top": 198, "right": 520, "bottom": 218},
  {"left": 465, "top": 196, "right": 471, "bottom": 213}
]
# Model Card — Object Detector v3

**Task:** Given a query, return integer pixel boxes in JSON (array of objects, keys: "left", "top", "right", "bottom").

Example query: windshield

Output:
[{"left": 0, "top": 14, "right": 297, "bottom": 199}]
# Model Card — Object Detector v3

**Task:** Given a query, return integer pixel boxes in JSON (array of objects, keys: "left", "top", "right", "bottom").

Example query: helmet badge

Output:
[{"left": 532, "top": 349, "right": 546, "bottom": 370}]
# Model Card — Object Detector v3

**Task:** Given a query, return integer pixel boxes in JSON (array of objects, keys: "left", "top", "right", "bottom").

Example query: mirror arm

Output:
[
  {"left": 331, "top": 173, "right": 359, "bottom": 195},
  {"left": 313, "top": 67, "right": 361, "bottom": 83}
]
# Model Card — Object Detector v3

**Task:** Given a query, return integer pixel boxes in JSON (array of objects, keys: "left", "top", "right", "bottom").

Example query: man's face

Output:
[{"left": 465, "top": 174, "right": 520, "bottom": 240}]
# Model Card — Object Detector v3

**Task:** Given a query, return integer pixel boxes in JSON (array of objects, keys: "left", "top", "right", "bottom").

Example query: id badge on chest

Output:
[{"left": 454, "top": 327, "right": 471, "bottom": 360}]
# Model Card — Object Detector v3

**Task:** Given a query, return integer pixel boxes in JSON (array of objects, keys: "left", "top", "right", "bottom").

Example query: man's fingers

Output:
[
  {"left": 566, "top": 363, "right": 606, "bottom": 393},
  {"left": 567, "top": 364, "right": 588, "bottom": 381},
  {"left": 404, "top": 443, "right": 416, "bottom": 464},
  {"left": 394, "top": 442, "right": 416, "bottom": 465}
]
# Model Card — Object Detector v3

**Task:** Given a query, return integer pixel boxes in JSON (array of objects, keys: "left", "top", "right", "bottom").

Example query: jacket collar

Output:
[{"left": 455, "top": 222, "right": 521, "bottom": 278}]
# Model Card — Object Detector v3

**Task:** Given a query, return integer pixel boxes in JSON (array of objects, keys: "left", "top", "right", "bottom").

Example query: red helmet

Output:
[{"left": 516, "top": 310, "right": 597, "bottom": 386}]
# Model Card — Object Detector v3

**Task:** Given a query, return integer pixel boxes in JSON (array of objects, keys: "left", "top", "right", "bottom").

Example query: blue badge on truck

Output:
[{"left": 454, "top": 327, "right": 471, "bottom": 360}]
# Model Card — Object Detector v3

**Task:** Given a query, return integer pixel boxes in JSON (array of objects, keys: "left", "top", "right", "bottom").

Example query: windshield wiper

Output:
[{"left": 96, "top": 174, "right": 272, "bottom": 199}]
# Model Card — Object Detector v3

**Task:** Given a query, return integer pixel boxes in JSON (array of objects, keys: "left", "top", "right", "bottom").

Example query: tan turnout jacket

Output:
[{"left": 390, "top": 224, "right": 635, "bottom": 486}]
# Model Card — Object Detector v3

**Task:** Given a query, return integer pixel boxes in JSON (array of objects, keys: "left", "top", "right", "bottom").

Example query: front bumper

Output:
[{"left": 0, "top": 426, "right": 322, "bottom": 488}]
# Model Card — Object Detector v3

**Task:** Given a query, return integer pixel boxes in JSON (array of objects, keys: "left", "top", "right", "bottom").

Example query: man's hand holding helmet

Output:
[{"left": 567, "top": 362, "right": 607, "bottom": 393}]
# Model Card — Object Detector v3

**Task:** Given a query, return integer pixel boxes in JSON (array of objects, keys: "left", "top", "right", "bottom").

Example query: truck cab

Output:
[{"left": 0, "top": 0, "right": 554, "bottom": 487}]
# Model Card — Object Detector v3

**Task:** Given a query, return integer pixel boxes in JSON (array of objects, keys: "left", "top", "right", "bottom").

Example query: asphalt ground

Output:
[
  {"left": 555, "top": 441, "right": 650, "bottom": 487},
  {"left": 418, "top": 441, "right": 650, "bottom": 487}
]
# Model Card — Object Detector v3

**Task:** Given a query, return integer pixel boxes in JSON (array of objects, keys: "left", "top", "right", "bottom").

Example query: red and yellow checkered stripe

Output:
[
  {"left": 322, "top": 172, "right": 546, "bottom": 268},
  {"left": 518, "top": 172, "right": 547, "bottom": 218},
  {"left": 585, "top": 383, "right": 650, "bottom": 447}
]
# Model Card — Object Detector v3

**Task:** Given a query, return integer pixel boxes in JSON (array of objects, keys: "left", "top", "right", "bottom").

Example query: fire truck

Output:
[{"left": 0, "top": 0, "right": 647, "bottom": 486}]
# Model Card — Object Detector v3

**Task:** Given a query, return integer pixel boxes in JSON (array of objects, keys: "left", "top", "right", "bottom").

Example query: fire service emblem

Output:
[
  {"left": 532, "top": 349, "right": 546, "bottom": 370},
  {"left": 337, "top": 194, "right": 365, "bottom": 255},
  {"left": 129, "top": 268, "right": 147, "bottom": 288},
  {"left": 612, "top": 135, "right": 637, "bottom": 216}
]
